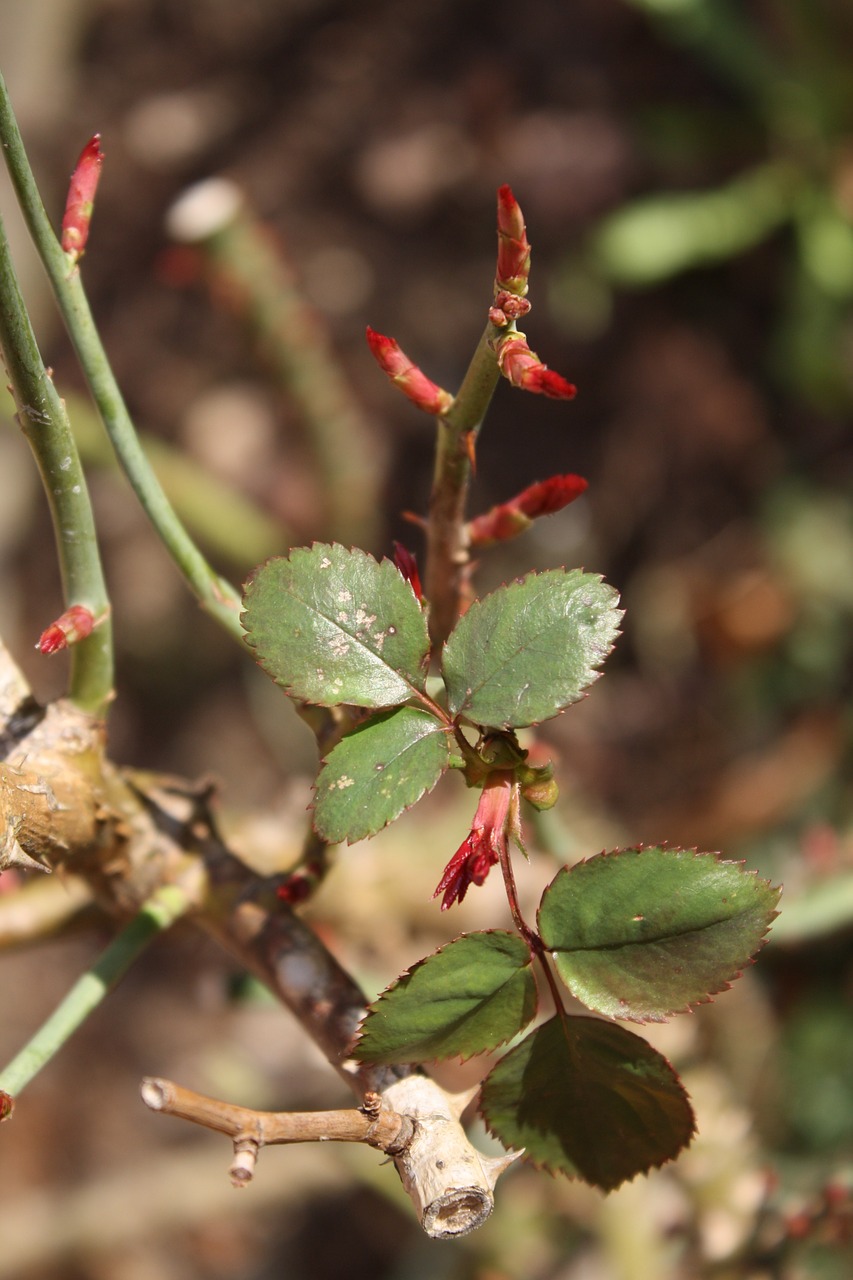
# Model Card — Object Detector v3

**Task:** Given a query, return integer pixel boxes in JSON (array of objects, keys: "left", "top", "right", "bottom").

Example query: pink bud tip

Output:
[
  {"left": 392, "top": 542, "right": 424, "bottom": 603},
  {"left": 61, "top": 134, "right": 104, "bottom": 260},
  {"left": 526, "top": 367, "right": 577, "bottom": 399},
  {"left": 468, "top": 474, "right": 588, "bottom": 547},
  {"left": 496, "top": 335, "right": 577, "bottom": 400},
  {"left": 37, "top": 605, "right": 96, "bottom": 654},
  {"left": 365, "top": 326, "right": 453, "bottom": 416},
  {"left": 518, "top": 474, "right": 588, "bottom": 517},
  {"left": 496, "top": 185, "right": 531, "bottom": 294},
  {"left": 365, "top": 325, "right": 399, "bottom": 370},
  {"left": 496, "top": 185, "right": 525, "bottom": 241}
]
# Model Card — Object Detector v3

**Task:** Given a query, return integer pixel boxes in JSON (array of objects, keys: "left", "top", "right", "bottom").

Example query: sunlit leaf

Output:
[
  {"left": 538, "top": 847, "right": 781, "bottom": 1021},
  {"left": 242, "top": 543, "right": 430, "bottom": 708},
  {"left": 314, "top": 706, "right": 453, "bottom": 844},
  {"left": 442, "top": 569, "right": 621, "bottom": 729},
  {"left": 356, "top": 931, "right": 538, "bottom": 1063}
]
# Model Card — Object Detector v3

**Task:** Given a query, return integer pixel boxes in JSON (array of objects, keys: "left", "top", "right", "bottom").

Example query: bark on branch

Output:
[{"left": 0, "top": 638, "right": 516, "bottom": 1237}]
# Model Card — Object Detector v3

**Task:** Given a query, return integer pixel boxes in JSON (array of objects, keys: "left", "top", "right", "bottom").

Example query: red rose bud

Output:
[
  {"left": 496, "top": 185, "right": 531, "bottom": 295},
  {"left": 392, "top": 542, "right": 424, "bottom": 603},
  {"left": 0, "top": 1091, "right": 13, "bottom": 1123},
  {"left": 468, "top": 474, "right": 588, "bottom": 547},
  {"left": 365, "top": 326, "right": 453, "bottom": 416},
  {"left": 61, "top": 135, "right": 104, "bottom": 261},
  {"left": 433, "top": 772, "right": 514, "bottom": 910},
  {"left": 517, "top": 474, "right": 588, "bottom": 517},
  {"left": 37, "top": 605, "right": 96, "bottom": 655},
  {"left": 496, "top": 334, "right": 576, "bottom": 400}
]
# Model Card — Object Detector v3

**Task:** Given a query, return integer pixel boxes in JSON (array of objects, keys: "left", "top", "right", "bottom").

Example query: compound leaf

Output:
[
  {"left": 314, "top": 706, "right": 454, "bottom": 844},
  {"left": 442, "top": 569, "right": 621, "bottom": 729},
  {"left": 538, "top": 847, "right": 781, "bottom": 1022},
  {"left": 480, "top": 1014, "right": 695, "bottom": 1189},
  {"left": 356, "top": 931, "right": 538, "bottom": 1063},
  {"left": 242, "top": 543, "right": 429, "bottom": 708}
]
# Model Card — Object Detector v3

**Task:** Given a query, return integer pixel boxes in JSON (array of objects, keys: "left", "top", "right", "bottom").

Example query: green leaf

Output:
[
  {"left": 314, "top": 706, "right": 454, "bottom": 844},
  {"left": 356, "top": 931, "right": 538, "bottom": 1064},
  {"left": 480, "top": 1014, "right": 695, "bottom": 1189},
  {"left": 442, "top": 569, "right": 621, "bottom": 729},
  {"left": 242, "top": 543, "right": 430, "bottom": 709},
  {"left": 538, "top": 847, "right": 781, "bottom": 1022}
]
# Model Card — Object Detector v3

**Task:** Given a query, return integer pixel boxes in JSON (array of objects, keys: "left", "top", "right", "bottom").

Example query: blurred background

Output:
[{"left": 1, "top": 0, "right": 853, "bottom": 1276}]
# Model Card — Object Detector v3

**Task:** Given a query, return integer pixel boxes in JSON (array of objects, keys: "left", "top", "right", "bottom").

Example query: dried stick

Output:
[
  {"left": 141, "top": 1074, "right": 520, "bottom": 1236},
  {"left": 140, "top": 1078, "right": 412, "bottom": 1185}
]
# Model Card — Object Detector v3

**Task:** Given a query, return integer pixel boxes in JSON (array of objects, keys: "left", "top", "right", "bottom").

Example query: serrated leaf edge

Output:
[
  {"left": 310, "top": 710, "right": 451, "bottom": 845},
  {"left": 478, "top": 1015, "right": 698, "bottom": 1190},
  {"left": 538, "top": 844, "right": 782, "bottom": 1024},
  {"left": 241, "top": 543, "right": 430, "bottom": 707},
  {"left": 442, "top": 566, "right": 624, "bottom": 729},
  {"left": 353, "top": 929, "right": 537, "bottom": 1065}
]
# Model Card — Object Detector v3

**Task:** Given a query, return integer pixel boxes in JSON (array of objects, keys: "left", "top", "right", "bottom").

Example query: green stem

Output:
[
  {"left": 0, "top": 209, "right": 113, "bottom": 715},
  {"left": 425, "top": 320, "right": 503, "bottom": 647},
  {"left": 0, "top": 73, "right": 243, "bottom": 642},
  {"left": 0, "top": 884, "right": 191, "bottom": 1098}
]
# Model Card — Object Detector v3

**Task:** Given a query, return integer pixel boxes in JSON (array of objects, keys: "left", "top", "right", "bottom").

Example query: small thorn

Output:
[
  {"left": 463, "top": 430, "right": 477, "bottom": 474},
  {"left": 481, "top": 1148, "right": 525, "bottom": 1190},
  {"left": 1, "top": 819, "right": 50, "bottom": 874},
  {"left": 445, "top": 1084, "right": 480, "bottom": 1120}
]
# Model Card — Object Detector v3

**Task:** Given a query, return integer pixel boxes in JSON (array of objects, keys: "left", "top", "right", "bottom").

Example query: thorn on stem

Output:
[
  {"left": 463, "top": 430, "right": 477, "bottom": 473},
  {"left": 1, "top": 816, "right": 51, "bottom": 874}
]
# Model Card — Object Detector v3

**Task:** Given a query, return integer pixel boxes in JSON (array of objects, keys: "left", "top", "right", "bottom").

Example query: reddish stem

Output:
[
  {"left": 497, "top": 833, "right": 540, "bottom": 955},
  {"left": 496, "top": 829, "right": 576, "bottom": 1049}
]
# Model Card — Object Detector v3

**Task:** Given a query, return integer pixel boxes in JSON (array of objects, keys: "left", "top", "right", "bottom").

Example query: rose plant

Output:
[{"left": 0, "top": 70, "right": 779, "bottom": 1237}]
